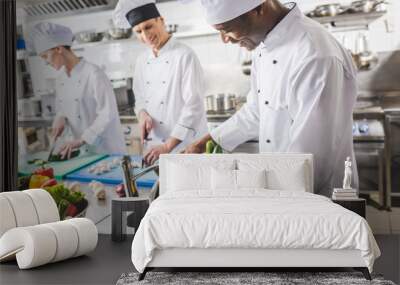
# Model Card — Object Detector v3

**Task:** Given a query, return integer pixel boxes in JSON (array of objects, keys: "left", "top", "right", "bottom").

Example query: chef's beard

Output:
[{"left": 239, "top": 38, "right": 258, "bottom": 51}]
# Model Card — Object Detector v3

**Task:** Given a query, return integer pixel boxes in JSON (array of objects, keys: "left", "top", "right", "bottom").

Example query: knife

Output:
[{"left": 47, "top": 136, "right": 58, "bottom": 162}]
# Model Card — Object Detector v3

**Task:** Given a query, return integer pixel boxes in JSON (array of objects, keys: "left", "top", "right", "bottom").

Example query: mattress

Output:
[{"left": 131, "top": 190, "right": 380, "bottom": 273}]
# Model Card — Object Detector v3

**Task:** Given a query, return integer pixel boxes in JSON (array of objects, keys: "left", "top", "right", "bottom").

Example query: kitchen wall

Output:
[
  {"left": 297, "top": 0, "right": 400, "bottom": 52},
  {"left": 19, "top": 0, "right": 400, "bottom": 98},
  {"left": 21, "top": 0, "right": 399, "bottom": 51}
]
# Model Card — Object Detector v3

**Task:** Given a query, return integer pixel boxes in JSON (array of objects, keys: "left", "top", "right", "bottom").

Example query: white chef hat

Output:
[
  {"left": 200, "top": 0, "right": 265, "bottom": 25},
  {"left": 29, "top": 22, "right": 74, "bottom": 55},
  {"left": 113, "top": 0, "right": 161, "bottom": 29}
]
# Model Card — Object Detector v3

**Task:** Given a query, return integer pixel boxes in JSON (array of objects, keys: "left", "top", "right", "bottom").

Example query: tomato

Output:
[{"left": 65, "top": 204, "right": 79, "bottom": 217}]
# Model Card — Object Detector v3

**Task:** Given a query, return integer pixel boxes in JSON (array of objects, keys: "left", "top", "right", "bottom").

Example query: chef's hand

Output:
[
  {"left": 143, "top": 137, "right": 181, "bottom": 165},
  {"left": 59, "top": 139, "right": 85, "bottom": 160},
  {"left": 182, "top": 134, "right": 212, "bottom": 154},
  {"left": 51, "top": 117, "right": 66, "bottom": 139},
  {"left": 143, "top": 144, "right": 169, "bottom": 166},
  {"left": 138, "top": 111, "right": 153, "bottom": 144}
]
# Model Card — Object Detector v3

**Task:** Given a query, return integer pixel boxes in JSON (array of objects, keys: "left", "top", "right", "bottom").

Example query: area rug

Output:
[{"left": 116, "top": 271, "right": 396, "bottom": 285}]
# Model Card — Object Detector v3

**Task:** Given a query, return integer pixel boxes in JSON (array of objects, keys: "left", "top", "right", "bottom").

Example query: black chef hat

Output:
[{"left": 126, "top": 3, "right": 161, "bottom": 27}]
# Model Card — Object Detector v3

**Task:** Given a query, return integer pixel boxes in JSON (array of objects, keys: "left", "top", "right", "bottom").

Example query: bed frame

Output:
[
  {"left": 139, "top": 248, "right": 371, "bottom": 280},
  {"left": 137, "top": 154, "right": 372, "bottom": 281}
]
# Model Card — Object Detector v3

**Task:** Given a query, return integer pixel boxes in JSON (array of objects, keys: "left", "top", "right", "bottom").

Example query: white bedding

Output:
[{"left": 131, "top": 190, "right": 380, "bottom": 273}]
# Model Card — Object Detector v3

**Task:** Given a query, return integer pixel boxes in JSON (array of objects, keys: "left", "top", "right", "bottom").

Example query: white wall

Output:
[{"left": 19, "top": 0, "right": 400, "bottom": 97}]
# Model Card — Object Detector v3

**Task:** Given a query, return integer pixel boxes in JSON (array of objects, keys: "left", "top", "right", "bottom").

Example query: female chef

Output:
[{"left": 113, "top": 0, "right": 208, "bottom": 165}]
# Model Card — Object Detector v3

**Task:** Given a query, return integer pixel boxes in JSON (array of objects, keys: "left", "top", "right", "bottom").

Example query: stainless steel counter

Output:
[{"left": 18, "top": 116, "right": 53, "bottom": 128}]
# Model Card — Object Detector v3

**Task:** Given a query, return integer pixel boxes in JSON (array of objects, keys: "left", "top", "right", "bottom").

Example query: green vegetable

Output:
[
  {"left": 44, "top": 184, "right": 85, "bottom": 219},
  {"left": 213, "top": 144, "right": 223, "bottom": 154},
  {"left": 205, "top": 140, "right": 215, "bottom": 154},
  {"left": 58, "top": 199, "right": 70, "bottom": 220},
  {"left": 48, "top": 149, "right": 80, "bottom": 162},
  {"left": 68, "top": 191, "right": 84, "bottom": 204},
  {"left": 205, "top": 139, "right": 223, "bottom": 154},
  {"left": 28, "top": 159, "right": 47, "bottom": 166}
]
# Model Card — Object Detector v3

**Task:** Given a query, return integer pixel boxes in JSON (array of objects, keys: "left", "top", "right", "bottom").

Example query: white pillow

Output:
[
  {"left": 238, "top": 159, "right": 307, "bottom": 191},
  {"left": 167, "top": 160, "right": 235, "bottom": 192},
  {"left": 211, "top": 168, "right": 267, "bottom": 191},
  {"left": 211, "top": 168, "right": 236, "bottom": 190},
  {"left": 236, "top": 169, "right": 267, "bottom": 189}
]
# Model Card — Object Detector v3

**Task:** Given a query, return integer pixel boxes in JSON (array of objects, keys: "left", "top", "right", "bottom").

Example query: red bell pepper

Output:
[{"left": 33, "top": 167, "right": 54, "bottom": 179}]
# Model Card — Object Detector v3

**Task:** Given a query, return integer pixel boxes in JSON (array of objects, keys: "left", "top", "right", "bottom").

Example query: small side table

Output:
[
  {"left": 112, "top": 197, "right": 150, "bottom": 242},
  {"left": 332, "top": 198, "right": 366, "bottom": 218}
]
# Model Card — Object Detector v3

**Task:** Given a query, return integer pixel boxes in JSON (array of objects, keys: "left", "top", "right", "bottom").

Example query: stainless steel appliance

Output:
[
  {"left": 356, "top": 51, "right": 400, "bottom": 208},
  {"left": 112, "top": 78, "right": 135, "bottom": 116},
  {"left": 353, "top": 103, "right": 387, "bottom": 209}
]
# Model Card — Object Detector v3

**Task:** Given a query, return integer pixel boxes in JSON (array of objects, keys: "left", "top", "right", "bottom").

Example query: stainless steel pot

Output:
[
  {"left": 108, "top": 28, "right": 132, "bottom": 40},
  {"left": 75, "top": 31, "right": 104, "bottom": 43},
  {"left": 216, "top": 94, "right": 225, "bottom": 114},
  {"left": 360, "top": 52, "right": 379, "bottom": 70},
  {"left": 354, "top": 52, "right": 379, "bottom": 70},
  {"left": 224, "top": 94, "right": 236, "bottom": 112},
  {"left": 314, "top": 4, "right": 344, "bottom": 17},
  {"left": 205, "top": 95, "right": 216, "bottom": 114},
  {"left": 349, "top": 0, "right": 384, "bottom": 13},
  {"left": 353, "top": 33, "right": 379, "bottom": 70},
  {"left": 373, "top": 2, "right": 387, "bottom": 12}
]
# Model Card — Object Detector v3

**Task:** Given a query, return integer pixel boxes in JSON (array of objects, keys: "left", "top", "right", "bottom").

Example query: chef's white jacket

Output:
[
  {"left": 133, "top": 37, "right": 208, "bottom": 151},
  {"left": 55, "top": 59, "right": 126, "bottom": 154},
  {"left": 211, "top": 4, "right": 359, "bottom": 196}
]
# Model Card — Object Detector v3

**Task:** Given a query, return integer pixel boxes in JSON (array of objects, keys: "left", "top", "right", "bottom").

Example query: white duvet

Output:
[{"left": 131, "top": 190, "right": 380, "bottom": 273}]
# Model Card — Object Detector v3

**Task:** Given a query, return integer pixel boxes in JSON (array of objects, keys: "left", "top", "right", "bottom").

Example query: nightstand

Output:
[
  {"left": 111, "top": 197, "right": 150, "bottom": 242},
  {"left": 332, "top": 198, "right": 366, "bottom": 218}
]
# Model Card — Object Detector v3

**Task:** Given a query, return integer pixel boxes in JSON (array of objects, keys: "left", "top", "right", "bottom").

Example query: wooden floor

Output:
[{"left": 0, "top": 234, "right": 399, "bottom": 285}]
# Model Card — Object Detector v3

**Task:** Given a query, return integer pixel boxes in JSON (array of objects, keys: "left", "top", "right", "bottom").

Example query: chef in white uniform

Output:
[
  {"left": 113, "top": 0, "right": 208, "bottom": 165},
  {"left": 31, "top": 22, "right": 126, "bottom": 157},
  {"left": 184, "top": 0, "right": 359, "bottom": 196}
]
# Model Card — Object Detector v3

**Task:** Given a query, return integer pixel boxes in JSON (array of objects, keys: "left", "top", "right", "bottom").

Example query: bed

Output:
[{"left": 131, "top": 153, "right": 380, "bottom": 281}]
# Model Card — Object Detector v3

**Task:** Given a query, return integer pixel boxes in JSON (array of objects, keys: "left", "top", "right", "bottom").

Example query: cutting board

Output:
[
  {"left": 19, "top": 151, "right": 108, "bottom": 180},
  {"left": 65, "top": 155, "right": 157, "bottom": 188}
]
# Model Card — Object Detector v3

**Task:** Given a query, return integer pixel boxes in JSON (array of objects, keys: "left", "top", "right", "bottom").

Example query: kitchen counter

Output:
[
  {"left": 19, "top": 95, "right": 400, "bottom": 128},
  {"left": 353, "top": 106, "right": 385, "bottom": 120},
  {"left": 67, "top": 182, "right": 152, "bottom": 234},
  {"left": 18, "top": 116, "right": 53, "bottom": 128},
  {"left": 382, "top": 94, "right": 400, "bottom": 114},
  {"left": 120, "top": 113, "right": 235, "bottom": 123}
]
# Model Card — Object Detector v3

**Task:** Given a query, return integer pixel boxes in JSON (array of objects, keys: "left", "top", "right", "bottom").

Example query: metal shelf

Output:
[
  {"left": 310, "top": 11, "right": 386, "bottom": 30},
  {"left": 72, "top": 29, "right": 219, "bottom": 50}
]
